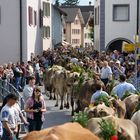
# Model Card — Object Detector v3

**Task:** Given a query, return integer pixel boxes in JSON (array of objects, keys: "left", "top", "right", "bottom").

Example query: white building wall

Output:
[
  {"left": 94, "top": 0, "right": 100, "bottom": 51},
  {"left": 105, "top": 0, "right": 137, "bottom": 48},
  {"left": 84, "top": 26, "right": 93, "bottom": 47},
  {"left": 24, "top": 0, "right": 42, "bottom": 62},
  {"left": 0, "top": 0, "right": 20, "bottom": 64},
  {"left": 71, "top": 14, "right": 82, "bottom": 47},
  {"left": 52, "top": 6, "right": 63, "bottom": 48},
  {"left": 42, "top": 0, "right": 52, "bottom": 50}
]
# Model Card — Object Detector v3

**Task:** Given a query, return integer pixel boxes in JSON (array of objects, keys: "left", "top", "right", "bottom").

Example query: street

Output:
[{"left": 43, "top": 96, "right": 72, "bottom": 128}]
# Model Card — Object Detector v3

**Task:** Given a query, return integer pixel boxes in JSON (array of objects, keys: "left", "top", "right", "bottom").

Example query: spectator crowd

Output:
[{"left": 0, "top": 45, "right": 139, "bottom": 140}]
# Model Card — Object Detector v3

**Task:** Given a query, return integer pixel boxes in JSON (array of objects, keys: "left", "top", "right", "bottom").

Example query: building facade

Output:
[
  {"left": 0, "top": 0, "right": 51, "bottom": 64},
  {"left": 51, "top": 5, "right": 66, "bottom": 48},
  {"left": 61, "top": 7, "right": 84, "bottom": 47},
  {"left": 94, "top": 0, "right": 137, "bottom": 52}
]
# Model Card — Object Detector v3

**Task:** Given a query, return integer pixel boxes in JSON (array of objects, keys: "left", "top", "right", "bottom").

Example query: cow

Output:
[
  {"left": 87, "top": 116, "right": 139, "bottom": 140},
  {"left": 44, "top": 65, "right": 65, "bottom": 100},
  {"left": 22, "top": 122, "right": 99, "bottom": 140},
  {"left": 123, "top": 94, "right": 139, "bottom": 119},
  {"left": 85, "top": 103, "right": 115, "bottom": 118},
  {"left": 109, "top": 98, "right": 126, "bottom": 118},
  {"left": 71, "top": 79, "right": 105, "bottom": 116},
  {"left": 85, "top": 97, "right": 126, "bottom": 119},
  {"left": 131, "top": 110, "right": 140, "bottom": 139}
]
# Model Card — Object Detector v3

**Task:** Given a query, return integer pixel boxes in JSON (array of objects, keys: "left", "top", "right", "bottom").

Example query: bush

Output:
[
  {"left": 72, "top": 111, "right": 88, "bottom": 127},
  {"left": 98, "top": 119, "right": 117, "bottom": 140}
]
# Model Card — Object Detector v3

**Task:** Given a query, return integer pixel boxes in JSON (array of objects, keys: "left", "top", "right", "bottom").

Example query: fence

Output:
[{"left": 0, "top": 79, "right": 24, "bottom": 109}]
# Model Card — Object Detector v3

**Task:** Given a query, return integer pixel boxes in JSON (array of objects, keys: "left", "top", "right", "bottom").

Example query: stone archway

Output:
[{"left": 106, "top": 38, "right": 133, "bottom": 52}]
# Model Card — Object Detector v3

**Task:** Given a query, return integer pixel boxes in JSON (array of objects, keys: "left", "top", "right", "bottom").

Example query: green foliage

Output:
[
  {"left": 72, "top": 111, "right": 88, "bottom": 127},
  {"left": 86, "top": 69, "right": 93, "bottom": 79},
  {"left": 94, "top": 95, "right": 110, "bottom": 107},
  {"left": 62, "top": 0, "right": 79, "bottom": 6},
  {"left": 98, "top": 119, "right": 116, "bottom": 140},
  {"left": 71, "top": 64, "right": 84, "bottom": 74},
  {"left": 121, "top": 90, "right": 131, "bottom": 100},
  {"left": 55, "top": 0, "right": 60, "bottom": 6},
  {"left": 74, "top": 73, "right": 84, "bottom": 94}
]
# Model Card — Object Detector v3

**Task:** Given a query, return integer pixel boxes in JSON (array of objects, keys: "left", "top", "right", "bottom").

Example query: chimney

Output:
[{"left": 89, "top": 1, "right": 92, "bottom": 5}]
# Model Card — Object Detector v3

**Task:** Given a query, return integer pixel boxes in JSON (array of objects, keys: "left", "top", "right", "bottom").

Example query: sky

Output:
[{"left": 58, "top": 0, "right": 94, "bottom": 5}]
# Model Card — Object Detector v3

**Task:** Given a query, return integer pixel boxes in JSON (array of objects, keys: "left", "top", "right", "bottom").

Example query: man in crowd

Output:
[
  {"left": 112, "top": 74, "right": 136, "bottom": 99},
  {"left": 23, "top": 76, "right": 35, "bottom": 102},
  {"left": 0, "top": 94, "right": 18, "bottom": 140},
  {"left": 90, "top": 82, "right": 109, "bottom": 104},
  {"left": 100, "top": 61, "right": 112, "bottom": 86}
]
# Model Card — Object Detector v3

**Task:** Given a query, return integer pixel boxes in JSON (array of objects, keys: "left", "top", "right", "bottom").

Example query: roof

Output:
[
  {"left": 60, "top": 7, "right": 79, "bottom": 23},
  {"left": 78, "top": 6, "right": 94, "bottom": 12},
  {"left": 53, "top": 5, "right": 67, "bottom": 16},
  {"left": 60, "top": 6, "right": 94, "bottom": 25},
  {"left": 82, "top": 12, "right": 90, "bottom": 25},
  {"left": 61, "top": 5, "right": 94, "bottom": 12}
]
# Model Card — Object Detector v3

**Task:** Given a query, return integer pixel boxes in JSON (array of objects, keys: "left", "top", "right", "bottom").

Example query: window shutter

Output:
[
  {"left": 28, "top": 6, "right": 33, "bottom": 26},
  {"left": 43, "top": 2, "right": 45, "bottom": 16},
  {"left": 46, "top": 3, "right": 50, "bottom": 16},
  {"left": 46, "top": 26, "right": 50, "bottom": 38},
  {"left": 39, "top": 9, "right": 43, "bottom": 27},
  {"left": 34, "top": 11, "right": 37, "bottom": 26}
]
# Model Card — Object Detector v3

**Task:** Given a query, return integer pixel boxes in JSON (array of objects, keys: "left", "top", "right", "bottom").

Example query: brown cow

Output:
[
  {"left": 123, "top": 94, "right": 139, "bottom": 119},
  {"left": 22, "top": 123, "right": 99, "bottom": 140},
  {"left": 85, "top": 103, "right": 115, "bottom": 118},
  {"left": 87, "top": 116, "right": 139, "bottom": 140},
  {"left": 131, "top": 110, "right": 140, "bottom": 139}
]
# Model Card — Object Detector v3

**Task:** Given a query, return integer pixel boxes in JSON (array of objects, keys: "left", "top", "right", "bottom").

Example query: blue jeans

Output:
[
  {"left": 27, "top": 118, "right": 43, "bottom": 132},
  {"left": 15, "top": 77, "right": 21, "bottom": 91},
  {"left": 2, "top": 128, "right": 16, "bottom": 140}
]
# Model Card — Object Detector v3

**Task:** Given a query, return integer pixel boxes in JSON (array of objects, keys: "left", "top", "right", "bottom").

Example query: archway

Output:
[{"left": 106, "top": 38, "right": 133, "bottom": 52}]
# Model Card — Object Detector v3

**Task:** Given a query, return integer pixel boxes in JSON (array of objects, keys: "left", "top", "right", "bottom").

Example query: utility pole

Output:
[{"left": 137, "top": 0, "right": 139, "bottom": 35}]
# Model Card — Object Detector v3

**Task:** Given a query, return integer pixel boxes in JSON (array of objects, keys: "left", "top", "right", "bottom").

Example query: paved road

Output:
[
  {"left": 19, "top": 87, "right": 72, "bottom": 139},
  {"left": 43, "top": 96, "right": 72, "bottom": 128}
]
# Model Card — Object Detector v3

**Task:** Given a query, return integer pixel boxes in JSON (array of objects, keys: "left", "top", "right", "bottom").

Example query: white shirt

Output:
[
  {"left": 90, "top": 90, "right": 109, "bottom": 103},
  {"left": 23, "top": 85, "right": 34, "bottom": 102},
  {"left": 0, "top": 105, "right": 17, "bottom": 129},
  {"left": 112, "top": 81, "right": 136, "bottom": 99},
  {"left": 101, "top": 66, "right": 112, "bottom": 79}
]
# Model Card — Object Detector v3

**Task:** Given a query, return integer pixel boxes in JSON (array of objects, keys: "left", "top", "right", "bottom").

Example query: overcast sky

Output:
[{"left": 59, "top": 0, "right": 94, "bottom": 5}]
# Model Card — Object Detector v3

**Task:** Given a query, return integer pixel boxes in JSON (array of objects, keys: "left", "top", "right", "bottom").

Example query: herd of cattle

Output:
[{"left": 23, "top": 64, "right": 140, "bottom": 140}]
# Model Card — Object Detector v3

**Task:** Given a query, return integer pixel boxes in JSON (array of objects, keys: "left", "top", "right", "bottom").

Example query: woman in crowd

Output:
[{"left": 24, "top": 87, "right": 46, "bottom": 132}]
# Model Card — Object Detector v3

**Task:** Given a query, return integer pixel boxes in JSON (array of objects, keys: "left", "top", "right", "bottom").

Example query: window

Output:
[
  {"left": 72, "top": 29, "right": 80, "bottom": 34},
  {"left": 74, "top": 20, "right": 79, "bottom": 24},
  {"left": 72, "top": 39, "right": 80, "bottom": 44},
  {"left": 43, "top": 2, "right": 50, "bottom": 17},
  {"left": 34, "top": 11, "right": 37, "bottom": 26},
  {"left": 28, "top": 6, "right": 33, "bottom": 26},
  {"left": 113, "top": 5, "right": 129, "bottom": 21},
  {"left": 63, "top": 29, "right": 66, "bottom": 34},
  {"left": 43, "top": 26, "right": 50, "bottom": 38},
  {"left": 94, "top": 6, "right": 99, "bottom": 25}
]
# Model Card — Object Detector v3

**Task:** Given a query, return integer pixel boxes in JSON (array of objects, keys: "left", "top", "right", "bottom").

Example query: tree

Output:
[
  {"left": 55, "top": 0, "right": 60, "bottom": 6},
  {"left": 62, "top": 0, "right": 79, "bottom": 6},
  {"left": 88, "top": 17, "right": 94, "bottom": 42}
]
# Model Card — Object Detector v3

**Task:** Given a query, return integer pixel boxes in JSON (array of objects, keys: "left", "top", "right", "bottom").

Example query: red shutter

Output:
[{"left": 28, "top": 6, "right": 33, "bottom": 26}]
